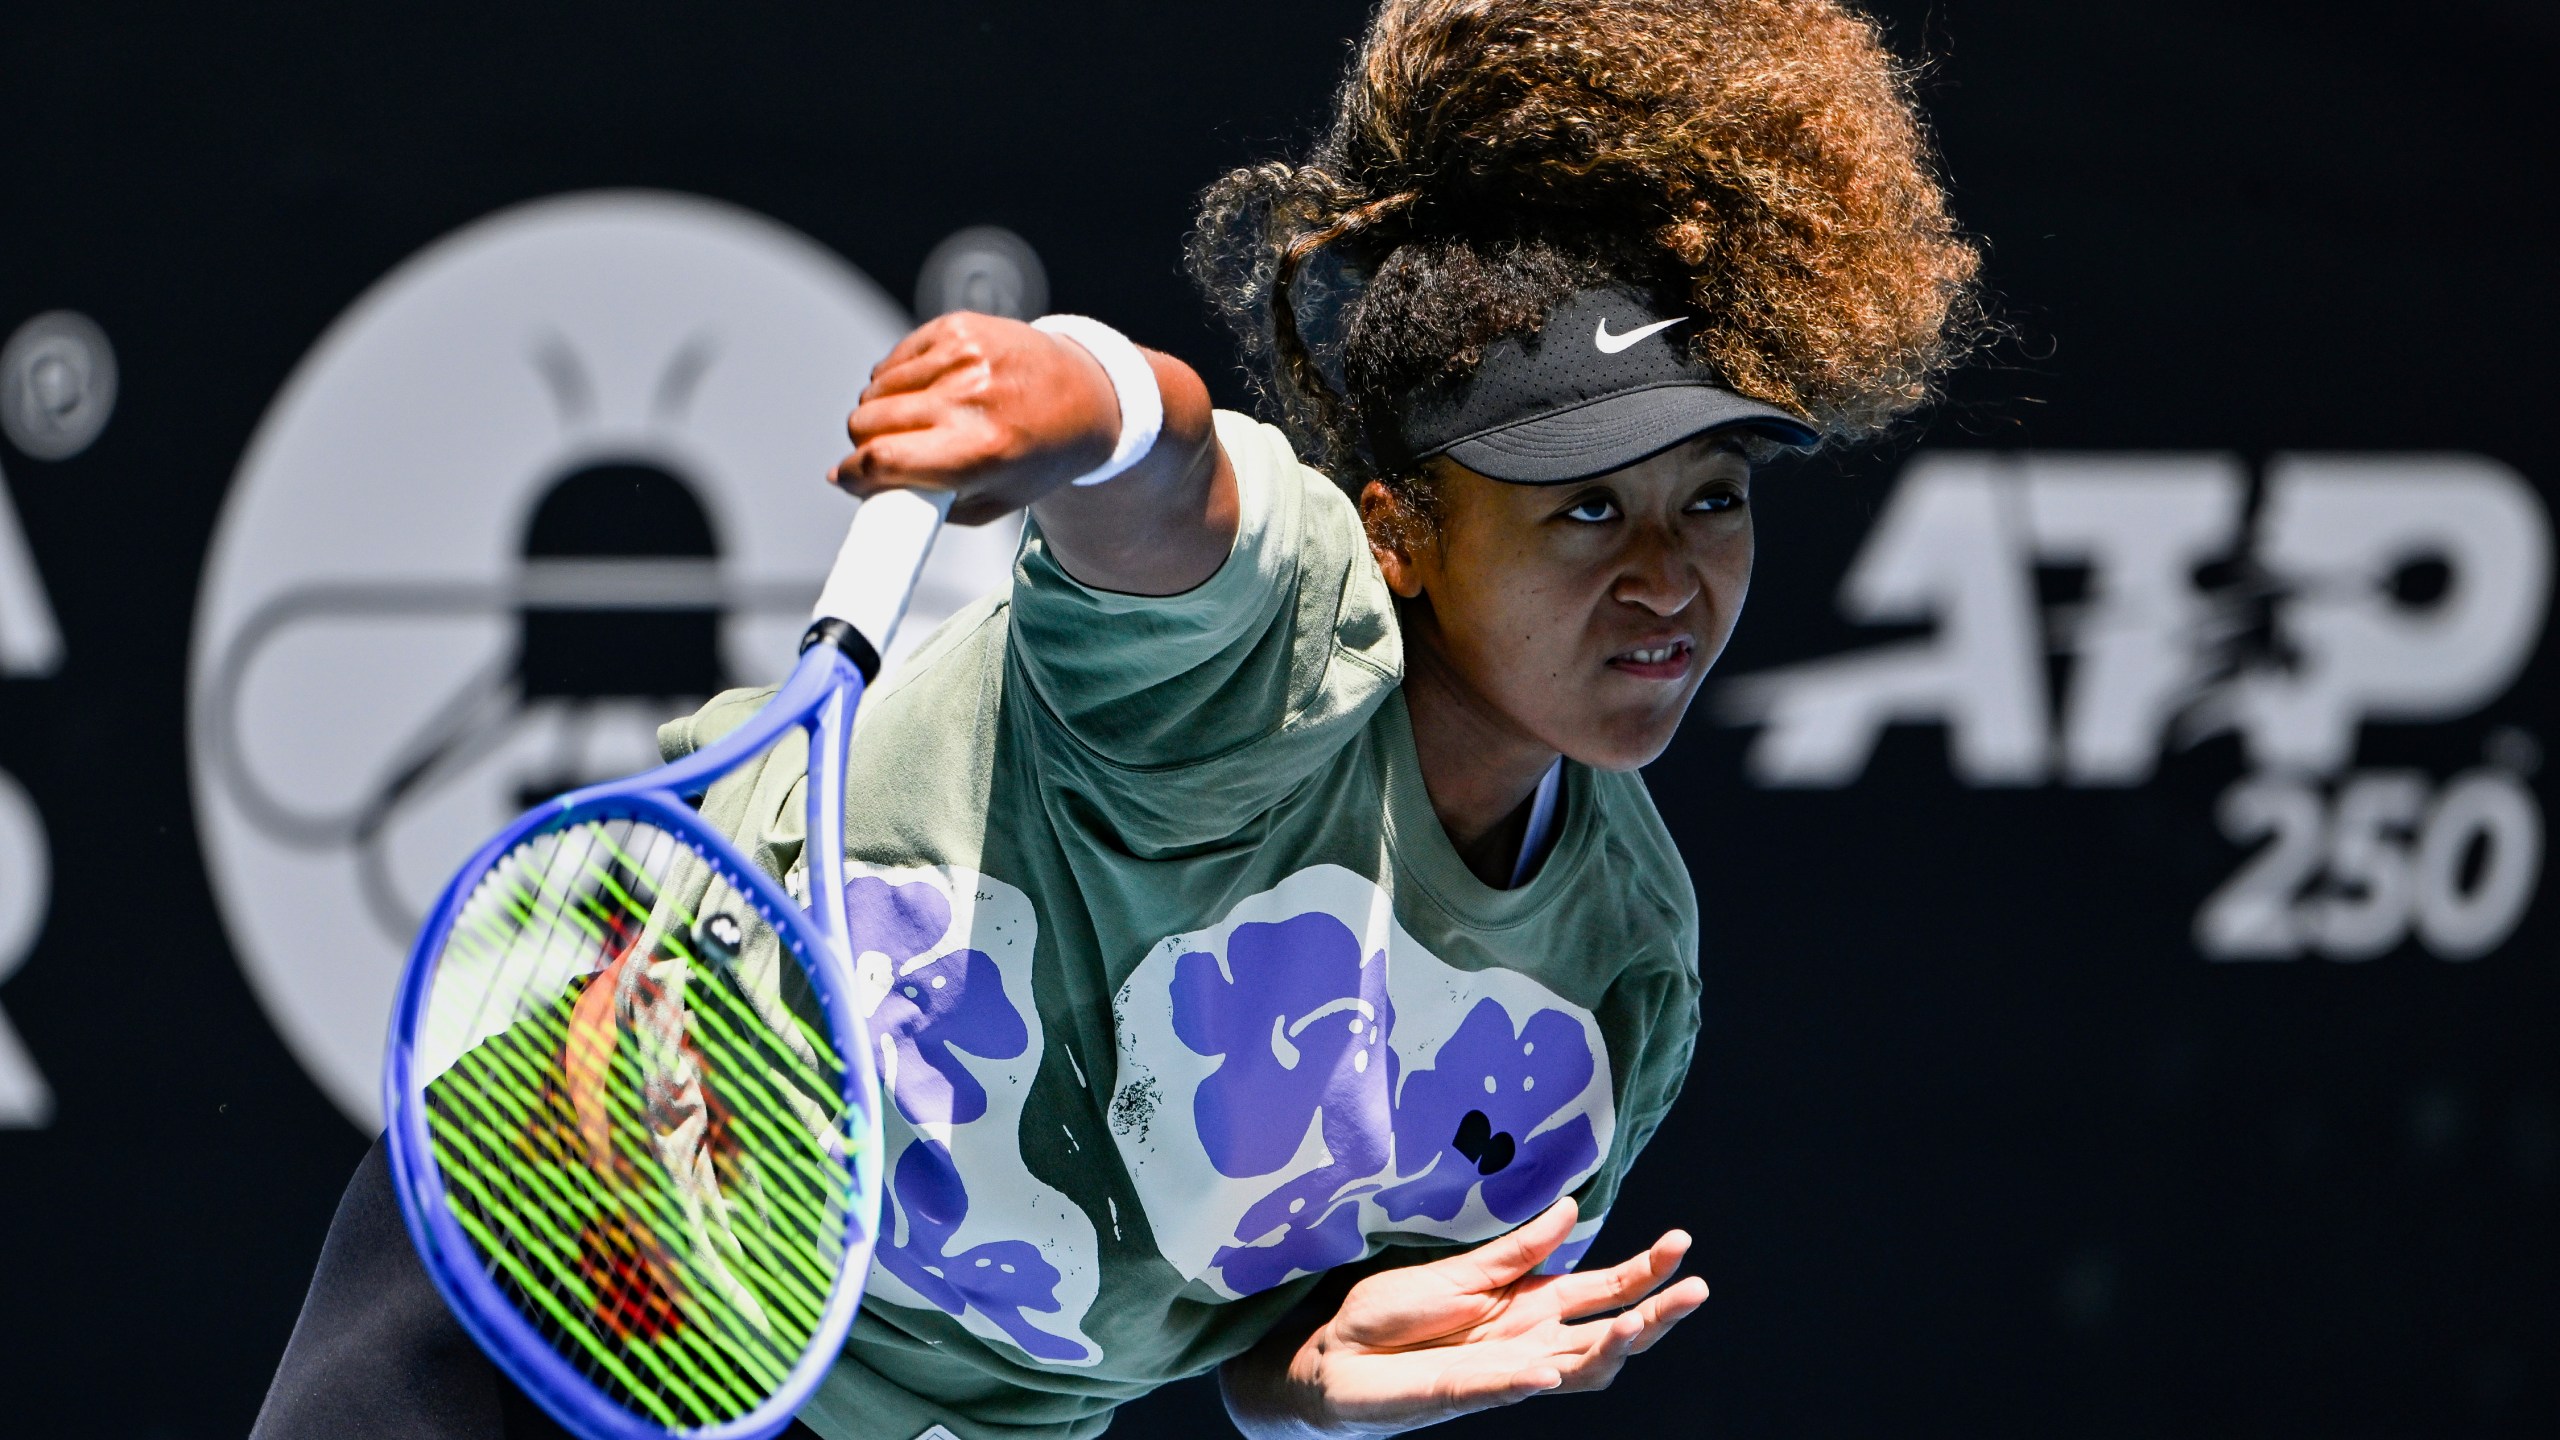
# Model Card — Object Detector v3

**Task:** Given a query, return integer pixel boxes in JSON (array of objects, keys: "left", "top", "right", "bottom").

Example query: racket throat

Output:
[{"left": 799, "top": 617, "right": 882, "bottom": 682}]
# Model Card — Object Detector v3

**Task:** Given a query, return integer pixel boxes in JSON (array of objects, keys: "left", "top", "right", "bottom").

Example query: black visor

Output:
[{"left": 1382, "top": 286, "right": 1818, "bottom": 483}]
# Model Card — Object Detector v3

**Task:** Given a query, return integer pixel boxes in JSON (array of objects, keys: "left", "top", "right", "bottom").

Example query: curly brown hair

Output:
[{"left": 1189, "top": 0, "right": 1982, "bottom": 500}]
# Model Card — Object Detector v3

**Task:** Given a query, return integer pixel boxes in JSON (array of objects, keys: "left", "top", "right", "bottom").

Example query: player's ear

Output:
[{"left": 1360, "top": 479, "right": 1429, "bottom": 600}]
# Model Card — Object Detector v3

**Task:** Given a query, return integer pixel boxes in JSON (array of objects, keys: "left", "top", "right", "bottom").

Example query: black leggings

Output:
[{"left": 251, "top": 1136, "right": 819, "bottom": 1439}]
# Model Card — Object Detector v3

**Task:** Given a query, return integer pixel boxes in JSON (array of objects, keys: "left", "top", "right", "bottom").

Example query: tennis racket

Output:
[{"left": 382, "top": 487, "right": 950, "bottom": 1440}]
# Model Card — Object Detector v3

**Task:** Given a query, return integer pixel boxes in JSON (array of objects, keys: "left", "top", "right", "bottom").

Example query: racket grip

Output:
[{"left": 809, "top": 487, "right": 953, "bottom": 669}]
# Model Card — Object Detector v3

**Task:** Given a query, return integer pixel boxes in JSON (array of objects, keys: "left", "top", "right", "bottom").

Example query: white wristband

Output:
[{"left": 1029, "top": 314, "right": 1163, "bottom": 487}]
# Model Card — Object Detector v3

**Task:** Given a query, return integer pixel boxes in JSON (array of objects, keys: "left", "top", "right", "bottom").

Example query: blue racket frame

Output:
[{"left": 383, "top": 637, "right": 885, "bottom": 1440}]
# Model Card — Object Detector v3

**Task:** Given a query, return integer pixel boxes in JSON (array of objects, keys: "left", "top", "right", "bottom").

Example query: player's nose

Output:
[{"left": 1609, "top": 525, "right": 1699, "bottom": 617}]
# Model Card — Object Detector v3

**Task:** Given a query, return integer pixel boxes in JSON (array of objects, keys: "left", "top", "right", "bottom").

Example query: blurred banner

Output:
[{"left": 0, "top": 4, "right": 2549, "bottom": 1438}]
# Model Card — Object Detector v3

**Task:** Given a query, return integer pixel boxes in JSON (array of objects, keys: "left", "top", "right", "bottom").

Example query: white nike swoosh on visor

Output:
[{"left": 1593, "top": 315, "right": 1689, "bottom": 354}]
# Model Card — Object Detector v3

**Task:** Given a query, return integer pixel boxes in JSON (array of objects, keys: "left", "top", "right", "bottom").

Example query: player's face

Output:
[{"left": 1397, "top": 436, "right": 1754, "bottom": 771}]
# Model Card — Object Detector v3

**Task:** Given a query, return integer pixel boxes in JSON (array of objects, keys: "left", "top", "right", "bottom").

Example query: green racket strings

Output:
[{"left": 415, "top": 816, "right": 860, "bottom": 1428}]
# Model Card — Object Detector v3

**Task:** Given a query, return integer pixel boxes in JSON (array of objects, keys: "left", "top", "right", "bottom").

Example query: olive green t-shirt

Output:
[{"left": 658, "top": 412, "right": 1703, "bottom": 1440}]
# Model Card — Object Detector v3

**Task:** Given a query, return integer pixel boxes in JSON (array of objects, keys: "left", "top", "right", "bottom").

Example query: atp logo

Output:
[
  {"left": 1721, "top": 452, "right": 2551, "bottom": 963},
  {"left": 189, "top": 192, "right": 1023, "bottom": 1127}
]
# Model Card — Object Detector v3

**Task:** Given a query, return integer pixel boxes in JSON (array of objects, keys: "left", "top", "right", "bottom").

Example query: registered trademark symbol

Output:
[{"left": 0, "top": 311, "right": 117, "bottom": 461}]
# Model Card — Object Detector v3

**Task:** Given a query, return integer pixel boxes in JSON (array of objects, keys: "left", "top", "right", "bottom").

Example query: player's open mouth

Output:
[{"left": 1608, "top": 636, "right": 1694, "bottom": 680}]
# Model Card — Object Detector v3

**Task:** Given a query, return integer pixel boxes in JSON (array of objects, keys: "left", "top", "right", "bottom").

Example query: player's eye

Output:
[
  {"left": 1561, "top": 493, "right": 1620, "bottom": 524},
  {"left": 1687, "top": 488, "right": 1747, "bottom": 515}
]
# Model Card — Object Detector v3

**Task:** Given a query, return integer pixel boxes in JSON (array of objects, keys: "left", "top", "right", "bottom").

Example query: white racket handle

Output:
[{"left": 811, "top": 487, "right": 953, "bottom": 660}]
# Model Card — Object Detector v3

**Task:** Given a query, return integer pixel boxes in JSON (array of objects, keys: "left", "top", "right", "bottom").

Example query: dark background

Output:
[{"left": 1, "top": 2, "right": 2552, "bottom": 1436}]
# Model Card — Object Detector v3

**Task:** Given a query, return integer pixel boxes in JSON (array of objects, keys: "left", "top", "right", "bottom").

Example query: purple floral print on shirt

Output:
[
  {"left": 844, "top": 875, "right": 1027, "bottom": 1125},
  {"left": 1374, "top": 999, "right": 1599, "bottom": 1225},
  {"left": 838, "top": 874, "right": 1081, "bottom": 1357},
  {"left": 875, "top": 1139, "right": 1092, "bottom": 1362},
  {"left": 1168, "top": 911, "right": 1397, "bottom": 1293}
]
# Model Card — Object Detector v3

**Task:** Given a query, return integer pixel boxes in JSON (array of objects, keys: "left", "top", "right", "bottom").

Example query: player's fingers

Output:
[
  {"left": 865, "top": 318, "right": 959, "bottom": 383},
  {"left": 1619, "top": 1275, "right": 1708, "bottom": 1356},
  {"left": 864, "top": 309, "right": 1033, "bottom": 400},
  {"left": 1441, "top": 1197, "right": 1578, "bottom": 1294},
  {"left": 830, "top": 428, "right": 980, "bottom": 498},
  {"left": 844, "top": 391, "right": 944, "bottom": 446},
  {"left": 1535, "top": 1274, "right": 1707, "bottom": 1393},
  {"left": 1546, "top": 1229, "right": 1692, "bottom": 1320},
  {"left": 1541, "top": 1309, "right": 1647, "bottom": 1394},
  {"left": 860, "top": 339, "right": 977, "bottom": 403}
]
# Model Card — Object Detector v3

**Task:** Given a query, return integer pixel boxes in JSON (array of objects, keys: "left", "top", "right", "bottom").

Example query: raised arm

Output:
[{"left": 829, "top": 311, "right": 1237, "bottom": 596}]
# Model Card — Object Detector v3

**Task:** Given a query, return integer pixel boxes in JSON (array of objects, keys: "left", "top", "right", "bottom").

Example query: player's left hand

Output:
[{"left": 1270, "top": 1197, "right": 1708, "bottom": 1435}]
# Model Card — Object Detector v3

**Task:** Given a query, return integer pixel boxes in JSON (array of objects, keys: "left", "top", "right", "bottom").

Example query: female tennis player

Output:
[{"left": 255, "top": 2, "right": 1975, "bottom": 1436}]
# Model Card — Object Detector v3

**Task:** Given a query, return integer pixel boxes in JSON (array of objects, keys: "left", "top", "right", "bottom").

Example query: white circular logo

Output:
[{"left": 190, "top": 191, "right": 1021, "bottom": 1127}]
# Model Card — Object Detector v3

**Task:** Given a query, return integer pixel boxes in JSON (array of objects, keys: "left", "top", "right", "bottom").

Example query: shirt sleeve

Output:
[{"left": 1002, "top": 410, "right": 1402, "bottom": 848}]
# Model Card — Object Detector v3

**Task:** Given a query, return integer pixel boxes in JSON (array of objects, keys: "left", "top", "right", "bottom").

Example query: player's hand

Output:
[
  {"left": 830, "top": 312, "right": 1119, "bottom": 526},
  {"left": 1269, "top": 1198, "right": 1708, "bottom": 1435}
]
